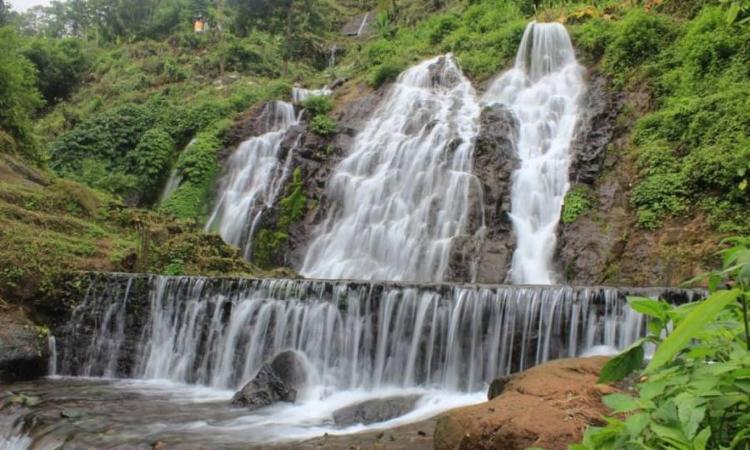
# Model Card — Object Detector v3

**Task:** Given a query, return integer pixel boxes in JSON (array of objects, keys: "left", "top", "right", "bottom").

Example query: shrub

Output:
[
  {"left": 0, "top": 28, "right": 43, "bottom": 160},
  {"left": 302, "top": 95, "right": 333, "bottom": 117},
  {"left": 22, "top": 37, "right": 89, "bottom": 105},
  {"left": 129, "top": 128, "right": 175, "bottom": 202},
  {"left": 630, "top": 172, "right": 687, "bottom": 229},
  {"left": 309, "top": 115, "right": 337, "bottom": 137},
  {"left": 602, "top": 10, "right": 675, "bottom": 76},
  {"left": 562, "top": 186, "right": 592, "bottom": 224},
  {"left": 370, "top": 61, "right": 406, "bottom": 88},
  {"left": 581, "top": 239, "right": 750, "bottom": 450}
]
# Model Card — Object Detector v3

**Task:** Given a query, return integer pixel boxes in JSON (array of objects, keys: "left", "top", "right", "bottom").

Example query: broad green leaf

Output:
[
  {"left": 694, "top": 427, "right": 711, "bottom": 450},
  {"left": 727, "top": 2, "right": 741, "bottom": 24},
  {"left": 628, "top": 297, "right": 668, "bottom": 321},
  {"left": 640, "top": 381, "right": 666, "bottom": 401},
  {"left": 649, "top": 423, "right": 691, "bottom": 450},
  {"left": 645, "top": 289, "right": 741, "bottom": 374},
  {"left": 624, "top": 413, "right": 650, "bottom": 436},
  {"left": 598, "top": 339, "right": 645, "bottom": 383},
  {"left": 675, "top": 394, "right": 705, "bottom": 439},
  {"left": 603, "top": 393, "right": 639, "bottom": 413},
  {"left": 708, "top": 273, "right": 721, "bottom": 292}
]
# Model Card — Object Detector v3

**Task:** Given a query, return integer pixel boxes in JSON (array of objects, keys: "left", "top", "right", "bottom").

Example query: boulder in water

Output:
[
  {"left": 231, "top": 351, "right": 308, "bottom": 410},
  {"left": 332, "top": 395, "right": 421, "bottom": 427}
]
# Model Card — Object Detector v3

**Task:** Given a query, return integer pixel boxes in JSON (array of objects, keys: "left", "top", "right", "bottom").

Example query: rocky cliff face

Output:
[
  {"left": 218, "top": 70, "right": 713, "bottom": 285},
  {"left": 447, "top": 103, "right": 519, "bottom": 284},
  {"left": 246, "top": 83, "right": 386, "bottom": 270},
  {"left": 557, "top": 72, "right": 715, "bottom": 286}
]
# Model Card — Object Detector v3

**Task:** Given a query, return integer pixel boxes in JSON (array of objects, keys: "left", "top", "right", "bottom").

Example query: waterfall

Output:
[
  {"left": 329, "top": 44, "right": 337, "bottom": 68},
  {"left": 292, "top": 87, "right": 332, "bottom": 105},
  {"left": 301, "top": 55, "right": 483, "bottom": 282},
  {"left": 47, "top": 336, "right": 57, "bottom": 376},
  {"left": 205, "top": 101, "right": 299, "bottom": 259},
  {"left": 356, "top": 13, "right": 370, "bottom": 36},
  {"left": 158, "top": 138, "right": 194, "bottom": 205},
  {"left": 50, "top": 274, "right": 692, "bottom": 393},
  {"left": 483, "top": 22, "right": 585, "bottom": 284}
]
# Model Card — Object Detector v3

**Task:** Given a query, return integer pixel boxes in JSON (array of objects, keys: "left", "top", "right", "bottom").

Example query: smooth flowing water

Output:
[
  {"left": 59, "top": 276, "right": 646, "bottom": 390},
  {"left": 301, "top": 55, "right": 482, "bottom": 282},
  {"left": 483, "top": 22, "right": 585, "bottom": 284},
  {"left": 1, "top": 277, "right": 701, "bottom": 449},
  {"left": 205, "top": 101, "right": 299, "bottom": 259}
]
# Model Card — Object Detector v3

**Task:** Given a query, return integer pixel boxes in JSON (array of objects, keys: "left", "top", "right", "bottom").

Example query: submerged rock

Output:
[
  {"left": 332, "top": 395, "right": 421, "bottom": 427},
  {"left": 231, "top": 351, "right": 308, "bottom": 410},
  {"left": 434, "top": 357, "right": 616, "bottom": 450}
]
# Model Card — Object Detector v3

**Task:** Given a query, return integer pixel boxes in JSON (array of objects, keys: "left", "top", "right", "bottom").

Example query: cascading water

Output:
[
  {"left": 291, "top": 86, "right": 332, "bottom": 104},
  {"left": 301, "top": 55, "right": 483, "bottom": 282},
  {"left": 483, "top": 22, "right": 585, "bottom": 284},
  {"left": 158, "top": 138, "right": 195, "bottom": 205},
  {"left": 205, "top": 101, "right": 299, "bottom": 259},
  {"left": 58, "top": 275, "right": 655, "bottom": 392}
]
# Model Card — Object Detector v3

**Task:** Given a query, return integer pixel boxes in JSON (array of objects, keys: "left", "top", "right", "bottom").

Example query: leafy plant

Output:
[
  {"left": 302, "top": 95, "right": 333, "bottom": 117},
  {"left": 309, "top": 114, "right": 336, "bottom": 137},
  {"left": 581, "top": 238, "right": 750, "bottom": 450},
  {"left": 562, "top": 186, "right": 592, "bottom": 224}
]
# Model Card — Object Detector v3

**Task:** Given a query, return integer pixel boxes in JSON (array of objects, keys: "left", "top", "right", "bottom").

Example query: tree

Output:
[
  {"left": 0, "top": 0, "right": 10, "bottom": 25},
  {"left": 229, "top": 0, "right": 326, "bottom": 73},
  {"left": 0, "top": 27, "right": 43, "bottom": 160}
]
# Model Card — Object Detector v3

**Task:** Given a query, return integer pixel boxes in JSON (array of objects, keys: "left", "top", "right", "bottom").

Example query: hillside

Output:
[{"left": 2, "top": 0, "right": 750, "bottom": 448}]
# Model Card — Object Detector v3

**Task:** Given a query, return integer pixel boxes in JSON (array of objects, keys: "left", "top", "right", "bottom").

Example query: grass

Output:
[{"left": 0, "top": 153, "right": 280, "bottom": 305}]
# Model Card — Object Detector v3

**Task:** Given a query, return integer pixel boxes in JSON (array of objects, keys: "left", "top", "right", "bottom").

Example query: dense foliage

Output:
[
  {"left": 572, "top": 4, "right": 750, "bottom": 233},
  {"left": 583, "top": 238, "right": 750, "bottom": 449}
]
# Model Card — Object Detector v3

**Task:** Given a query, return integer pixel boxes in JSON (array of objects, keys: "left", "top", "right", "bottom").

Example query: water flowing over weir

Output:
[
  {"left": 55, "top": 274, "right": 702, "bottom": 393},
  {"left": 301, "top": 55, "right": 482, "bottom": 282},
  {"left": 483, "top": 22, "right": 585, "bottom": 284},
  {"left": 205, "top": 101, "right": 299, "bottom": 259}
]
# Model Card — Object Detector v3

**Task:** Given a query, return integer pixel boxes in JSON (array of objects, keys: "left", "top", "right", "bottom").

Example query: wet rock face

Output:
[
  {"left": 487, "top": 375, "right": 513, "bottom": 400},
  {"left": 232, "top": 351, "right": 307, "bottom": 410},
  {"left": 0, "top": 310, "right": 48, "bottom": 382},
  {"left": 255, "top": 84, "right": 387, "bottom": 269},
  {"left": 332, "top": 395, "right": 421, "bottom": 427},
  {"left": 447, "top": 104, "right": 519, "bottom": 284},
  {"left": 570, "top": 73, "right": 621, "bottom": 184},
  {"left": 434, "top": 357, "right": 616, "bottom": 450}
]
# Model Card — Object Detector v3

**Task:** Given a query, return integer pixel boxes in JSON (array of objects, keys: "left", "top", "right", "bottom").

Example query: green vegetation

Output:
[
  {"left": 0, "top": 153, "right": 268, "bottom": 304},
  {"left": 252, "top": 167, "right": 307, "bottom": 268},
  {"left": 562, "top": 185, "right": 592, "bottom": 224},
  {"left": 580, "top": 237, "right": 750, "bottom": 449},
  {"left": 303, "top": 95, "right": 337, "bottom": 136},
  {"left": 569, "top": 4, "right": 750, "bottom": 234},
  {"left": 347, "top": 0, "right": 527, "bottom": 82}
]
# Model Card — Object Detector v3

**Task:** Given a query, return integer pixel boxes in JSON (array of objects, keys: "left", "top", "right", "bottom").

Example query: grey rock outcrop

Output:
[
  {"left": 332, "top": 395, "right": 421, "bottom": 427},
  {"left": 232, "top": 350, "right": 308, "bottom": 410},
  {"left": 0, "top": 310, "right": 48, "bottom": 382},
  {"left": 447, "top": 103, "right": 519, "bottom": 283},
  {"left": 557, "top": 73, "right": 626, "bottom": 284},
  {"left": 570, "top": 74, "right": 622, "bottom": 185}
]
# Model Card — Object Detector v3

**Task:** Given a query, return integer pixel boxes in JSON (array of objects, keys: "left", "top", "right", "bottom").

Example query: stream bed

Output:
[{"left": 0, "top": 377, "right": 483, "bottom": 449}]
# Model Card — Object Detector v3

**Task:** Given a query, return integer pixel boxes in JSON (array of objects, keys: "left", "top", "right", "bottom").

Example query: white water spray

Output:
[
  {"left": 483, "top": 22, "right": 585, "bottom": 284},
  {"left": 205, "top": 101, "right": 299, "bottom": 259},
  {"left": 301, "top": 55, "right": 482, "bottom": 282}
]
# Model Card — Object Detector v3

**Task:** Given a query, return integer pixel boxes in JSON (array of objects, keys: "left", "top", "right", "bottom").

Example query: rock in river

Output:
[
  {"left": 332, "top": 395, "right": 422, "bottom": 427},
  {"left": 231, "top": 350, "right": 308, "bottom": 410}
]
